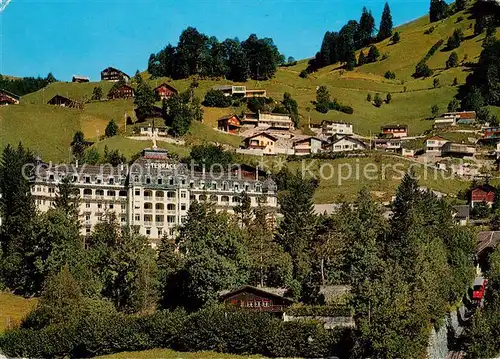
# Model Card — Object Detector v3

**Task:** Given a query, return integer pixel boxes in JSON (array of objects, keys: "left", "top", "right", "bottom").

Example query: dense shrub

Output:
[
  {"left": 0, "top": 305, "right": 353, "bottom": 358},
  {"left": 384, "top": 70, "right": 396, "bottom": 79},
  {"left": 424, "top": 26, "right": 435, "bottom": 34},
  {"left": 203, "top": 89, "right": 232, "bottom": 107},
  {"left": 414, "top": 61, "right": 434, "bottom": 78},
  {"left": 286, "top": 305, "right": 352, "bottom": 317}
]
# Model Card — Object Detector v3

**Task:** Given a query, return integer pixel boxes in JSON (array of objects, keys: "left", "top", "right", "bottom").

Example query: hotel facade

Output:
[{"left": 31, "top": 148, "right": 277, "bottom": 241}]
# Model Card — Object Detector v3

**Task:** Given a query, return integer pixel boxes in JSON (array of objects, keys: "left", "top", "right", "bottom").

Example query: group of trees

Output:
[
  {"left": 148, "top": 27, "right": 285, "bottom": 82},
  {"left": 307, "top": 3, "right": 393, "bottom": 72},
  {"left": 0, "top": 73, "right": 56, "bottom": 96},
  {"left": 163, "top": 83, "right": 203, "bottom": 136},
  {"left": 0, "top": 140, "right": 478, "bottom": 358},
  {"left": 315, "top": 85, "right": 354, "bottom": 114}
]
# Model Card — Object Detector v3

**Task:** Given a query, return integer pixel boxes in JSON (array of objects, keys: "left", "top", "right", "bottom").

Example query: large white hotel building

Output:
[{"left": 31, "top": 148, "right": 277, "bottom": 241}]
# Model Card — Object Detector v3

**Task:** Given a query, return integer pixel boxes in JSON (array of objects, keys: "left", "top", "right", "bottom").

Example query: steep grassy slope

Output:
[
  {"left": 0, "top": 6, "right": 494, "bottom": 200},
  {"left": 0, "top": 293, "right": 37, "bottom": 333}
]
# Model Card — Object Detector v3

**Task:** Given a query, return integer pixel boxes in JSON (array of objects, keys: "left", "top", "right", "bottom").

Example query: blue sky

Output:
[{"left": 0, "top": 0, "right": 429, "bottom": 80}]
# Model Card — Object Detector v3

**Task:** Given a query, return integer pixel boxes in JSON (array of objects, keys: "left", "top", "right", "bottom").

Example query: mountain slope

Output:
[{"left": 0, "top": 5, "right": 497, "bottom": 164}]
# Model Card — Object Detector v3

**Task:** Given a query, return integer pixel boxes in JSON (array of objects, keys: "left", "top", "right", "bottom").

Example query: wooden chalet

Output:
[
  {"left": 72, "top": 75, "right": 90, "bottom": 83},
  {"left": 101, "top": 67, "right": 130, "bottom": 82},
  {"left": 219, "top": 285, "right": 294, "bottom": 313},
  {"left": 0, "top": 89, "right": 20, "bottom": 105},
  {"left": 154, "top": 83, "right": 178, "bottom": 100},
  {"left": 47, "top": 95, "right": 84, "bottom": 110},
  {"left": 380, "top": 124, "right": 408, "bottom": 138},
  {"left": 217, "top": 114, "right": 241, "bottom": 134},
  {"left": 108, "top": 84, "right": 135, "bottom": 100},
  {"left": 471, "top": 184, "right": 496, "bottom": 208}
]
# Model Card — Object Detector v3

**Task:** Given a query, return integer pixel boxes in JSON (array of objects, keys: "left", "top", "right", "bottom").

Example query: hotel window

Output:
[
  {"left": 189, "top": 181, "right": 194, "bottom": 188},
  {"left": 97, "top": 203, "right": 102, "bottom": 209},
  {"left": 85, "top": 176, "right": 90, "bottom": 183},
  {"left": 121, "top": 204, "right": 126, "bottom": 210},
  {"left": 109, "top": 177, "right": 114, "bottom": 185},
  {"left": 86, "top": 203, "right": 91, "bottom": 208},
  {"left": 146, "top": 177, "right": 151, "bottom": 184},
  {"left": 49, "top": 174, "right": 54, "bottom": 181},
  {"left": 86, "top": 228, "right": 91, "bottom": 234},
  {"left": 222, "top": 182, "right": 228, "bottom": 191},
  {"left": 134, "top": 176, "right": 139, "bottom": 183},
  {"left": 167, "top": 191, "right": 176, "bottom": 199},
  {"left": 157, "top": 178, "right": 163, "bottom": 185},
  {"left": 72, "top": 176, "right": 78, "bottom": 182},
  {"left": 211, "top": 182, "right": 217, "bottom": 190},
  {"left": 85, "top": 215, "right": 90, "bottom": 221},
  {"left": 181, "top": 178, "right": 186, "bottom": 185},
  {"left": 109, "top": 204, "right": 114, "bottom": 209},
  {"left": 135, "top": 215, "right": 140, "bottom": 221},
  {"left": 146, "top": 229, "right": 151, "bottom": 235},
  {"left": 135, "top": 189, "right": 140, "bottom": 196},
  {"left": 234, "top": 183, "right": 239, "bottom": 191},
  {"left": 167, "top": 216, "right": 175, "bottom": 223},
  {"left": 107, "top": 190, "right": 116, "bottom": 197},
  {"left": 169, "top": 178, "right": 174, "bottom": 185},
  {"left": 121, "top": 217, "right": 126, "bottom": 223},
  {"left": 245, "top": 184, "right": 249, "bottom": 192},
  {"left": 181, "top": 191, "right": 186, "bottom": 199},
  {"left": 96, "top": 178, "right": 102, "bottom": 184},
  {"left": 158, "top": 228, "right": 163, "bottom": 236},
  {"left": 181, "top": 204, "right": 187, "bottom": 211}
]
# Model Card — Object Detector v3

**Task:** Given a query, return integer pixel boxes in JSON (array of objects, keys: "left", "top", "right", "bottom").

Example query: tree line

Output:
[
  {"left": 147, "top": 27, "right": 285, "bottom": 81},
  {"left": 0, "top": 141, "right": 480, "bottom": 358},
  {"left": 0, "top": 73, "right": 56, "bottom": 97},
  {"left": 306, "top": 3, "right": 393, "bottom": 74}
]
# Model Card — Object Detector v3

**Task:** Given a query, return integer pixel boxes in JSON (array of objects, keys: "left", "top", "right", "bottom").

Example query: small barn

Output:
[
  {"left": 0, "top": 89, "right": 20, "bottom": 105},
  {"left": 47, "top": 95, "right": 83, "bottom": 109},
  {"left": 72, "top": 75, "right": 90, "bottom": 83}
]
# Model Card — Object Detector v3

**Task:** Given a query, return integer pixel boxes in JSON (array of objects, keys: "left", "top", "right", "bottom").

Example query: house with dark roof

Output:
[
  {"left": 453, "top": 205, "right": 470, "bottom": 226},
  {"left": 218, "top": 114, "right": 241, "bottom": 134},
  {"left": 154, "top": 83, "right": 178, "bottom": 100},
  {"left": 101, "top": 67, "right": 130, "bottom": 82},
  {"left": 219, "top": 285, "right": 294, "bottom": 314},
  {"left": 72, "top": 75, "right": 90, "bottom": 83},
  {"left": 0, "top": 89, "right": 20, "bottom": 105},
  {"left": 47, "top": 94, "right": 84, "bottom": 109},
  {"left": 108, "top": 84, "right": 135, "bottom": 100}
]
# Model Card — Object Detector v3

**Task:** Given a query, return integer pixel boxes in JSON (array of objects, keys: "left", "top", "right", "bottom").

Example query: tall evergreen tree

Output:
[
  {"left": 358, "top": 7, "right": 376, "bottom": 46},
  {"left": 430, "top": 0, "right": 448, "bottom": 22},
  {"left": 134, "top": 81, "right": 156, "bottom": 120},
  {"left": 53, "top": 176, "right": 80, "bottom": 220},
  {"left": 378, "top": 2, "right": 393, "bottom": 41}
]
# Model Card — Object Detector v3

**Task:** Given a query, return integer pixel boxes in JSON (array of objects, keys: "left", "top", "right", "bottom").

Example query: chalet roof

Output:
[
  {"left": 47, "top": 94, "right": 72, "bottom": 103},
  {"left": 218, "top": 114, "right": 241, "bottom": 122},
  {"left": 219, "top": 285, "right": 295, "bottom": 304},
  {"left": 444, "top": 111, "right": 476, "bottom": 119},
  {"left": 329, "top": 135, "right": 367, "bottom": 147},
  {"left": 154, "top": 83, "right": 178, "bottom": 93},
  {"left": 321, "top": 120, "right": 352, "bottom": 126},
  {"left": 293, "top": 135, "right": 323, "bottom": 144},
  {"left": 0, "top": 88, "right": 20, "bottom": 100},
  {"left": 381, "top": 124, "right": 408, "bottom": 130},
  {"left": 245, "top": 132, "right": 279, "bottom": 141},
  {"left": 101, "top": 67, "right": 129, "bottom": 78},
  {"left": 72, "top": 75, "right": 89, "bottom": 81},
  {"left": 472, "top": 184, "right": 496, "bottom": 193},
  {"left": 453, "top": 205, "right": 470, "bottom": 219},
  {"left": 426, "top": 136, "right": 447, "bottom": 141}
]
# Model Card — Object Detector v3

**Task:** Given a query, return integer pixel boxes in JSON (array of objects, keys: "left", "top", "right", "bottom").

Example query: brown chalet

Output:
[
  {"left": 101, "top": 67, "right": 130, "bottom": 82},
  {"left": 220, "top": 285, "right": 294, "bottom": 313},
  {"left": 154, "top": 83, "right": 178, "bottom": 100},
  {"left": 218, "top": 114, "right": 241, "bottom": 134},
  {"left": 471, "top": 184, "right": 496, "bottom": 208},
  {"left": 108, "top": 84, "right": 135, "bottom": 100},
  {"left": 0, "top": 89, "right": 20, "bottom": 105},
  {"left": 72, "top": 75, "right": 90, "bottom": 83},
  {"left": 47, "top": 95, "right": 84, "bottom": 110}
]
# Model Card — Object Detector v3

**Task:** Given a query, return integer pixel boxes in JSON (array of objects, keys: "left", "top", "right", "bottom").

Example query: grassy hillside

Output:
[
  {"left": 0, "top": 6, "right": 494, "bottom": 200},
  {"left": 96, "top": 349, "right": 267, "bottom": 359},
  {"left": 0, "top": 293, "right": 37, "bottom": 333}
]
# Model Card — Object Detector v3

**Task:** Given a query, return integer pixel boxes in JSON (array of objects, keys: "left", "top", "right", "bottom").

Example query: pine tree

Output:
[
  {"left": 71, "top": 131, "right": 87, "bottom": 162},
  {"left": 53, "top": 176, "right": 80, "bottom": 220},
  {"left": 430, "top": 0, "right": 448, "bottom": 22},
  {"left": 455, "top": 0, "right": 466, "bottom": 11},
  {"left": 391, "top": 31, "right": 400, "bottom": 44},
  {"left": 358, "top": 50, "right": 367, "bottom": 66},
  {"left": 358, "top": 6, "right": 376, "bottom": 46},
  {"left": 367, "top": 45, "right": 380, "bottom": 63},
  {"left": 378, "top": 2, "right": 393, "bottom": 41},
  {"left": 105, "top": 119, "right": 118, "bottom": 137},
  {"left": 446, "top": 51, "right": 459, "bottom": 68},
  {"left": 134, "top": 81, "right": 156, "bottom": 120}
]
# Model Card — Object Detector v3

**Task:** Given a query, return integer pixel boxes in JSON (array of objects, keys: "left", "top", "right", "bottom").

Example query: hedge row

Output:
[
  {"left": 0, "top": 306, "right": 353, "bottom": 358},
  {"left": 286, "top": 305, "right": 353, "bottom": 317}
]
